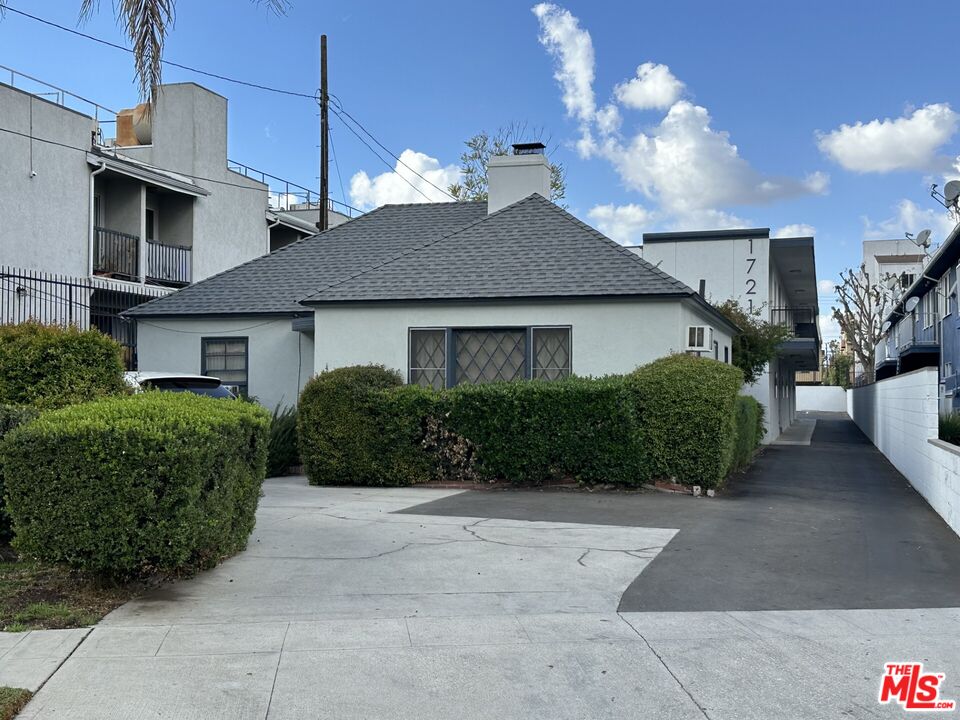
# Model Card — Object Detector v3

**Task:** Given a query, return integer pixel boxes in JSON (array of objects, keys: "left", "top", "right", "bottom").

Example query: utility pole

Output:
[{"left": 318, "top": 34, "right": 329, "bottom": 232}]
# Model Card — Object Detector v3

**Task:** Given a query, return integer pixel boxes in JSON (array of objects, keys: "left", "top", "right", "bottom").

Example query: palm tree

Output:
[{"left": 4, "top": 1, "right": 289, "bottom": 103}]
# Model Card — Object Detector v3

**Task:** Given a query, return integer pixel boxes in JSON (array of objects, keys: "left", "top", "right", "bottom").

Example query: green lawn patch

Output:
[
  {"left": 0, "top": 687, "right": 32, "bottom": 720},
  {"left": 0, "top": 553, "right": 141, "bottom": 631}
]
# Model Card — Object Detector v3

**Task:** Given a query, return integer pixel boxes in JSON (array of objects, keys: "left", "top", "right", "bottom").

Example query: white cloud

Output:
[
  {"left": 773, "top": 223, "right": 816, "bottom": 238},
  {"left": 532, "top": 3, "right": 595, "bottom": 123},
  {"left": 818, "top": 104, "right": 959, "bottom": 173},
  {"left": 862, "top": 198, "right": 957, "bottom": 241},
  {"left": 818, "top": 279, "right": 836, "bottom": 294},
  {"left": 614, "top": 62, "right": 685, "bottom": 110},
  {"left": 599, "top": 101, "right": 827, "bottom": 225},
  {"left": 587, "top": 203, "right": 654, "bottom": 244},
  {"left": 349, "top": 149, "right": 460, "bottom": 210},
  {"left": 532, "top": 4, "right": 828, "bottom": 229},
  {"left": 819, "top": 312, "right": 841, "bottom": 344}
]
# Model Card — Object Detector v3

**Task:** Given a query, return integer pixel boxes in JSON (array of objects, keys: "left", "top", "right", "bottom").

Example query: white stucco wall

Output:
[
  {"left": 135, "top": 315, "right": 313, "bottom": 410},
  {"left": 312, "top": 298, "right": 734, "bottom": 380},
  {"left": 797, "top": 385, "right": 848, "bottom": 413},
  {"left": 848, "top": 368, "right": 960, "bottom": 537}
]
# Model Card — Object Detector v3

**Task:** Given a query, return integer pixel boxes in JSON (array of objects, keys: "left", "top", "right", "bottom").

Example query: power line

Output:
[
  {"left": 329, "top": 95, "right": 456, "bottom": 201},
  {"left": 2, "top": 5, "right": 317, "bottom": 100}
]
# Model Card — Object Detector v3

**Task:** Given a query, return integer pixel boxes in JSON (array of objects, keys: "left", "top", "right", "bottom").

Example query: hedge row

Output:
[
  {"left": 1, "top": 393, "right": 269, "bottom": 578},
  {"left": 299, "top": 356, "right": 763, "bottom": 490},
  {"left": 0, "top": 322, "right": 127, "bottom": 409},
  {"left": 0, "top": 405, "right": 39, "bottom": 543}
]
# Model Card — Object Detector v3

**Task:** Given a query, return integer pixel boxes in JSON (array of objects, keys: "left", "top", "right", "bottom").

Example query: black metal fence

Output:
[
  {"left": 146, "top": 240, "right": 192, "bottom": 286},
  {"left": 0, "top": 266, "right": 169, "bottom": 369}
]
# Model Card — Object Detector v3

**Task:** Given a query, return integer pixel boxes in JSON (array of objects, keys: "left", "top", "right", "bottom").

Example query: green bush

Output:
[
  {"left": 267, "top": 405, "right": 299, "bottom": 477},
  {"left": 630, "top": 355, "right": 744, "bottom": 488},
  {"left": 940, "top": 412, "right": 960, "bottom": 446},
  {"left": 729, "top": 396, "right": 764, "bottom": 473},
  {"left": 0, "top": 393, "right": 269, "bottom": 578},
  {"left": 444, "top": 377, "right": 643, "bottom": 485},
  {"left": 298, "top": 366, "right": 433, "bottom": 486},
  {"left": 0, "top": 405, "right": 39, "bottom": 544},
  {"left": 0, "top": 322, "right": 127, "bottom": 409}
]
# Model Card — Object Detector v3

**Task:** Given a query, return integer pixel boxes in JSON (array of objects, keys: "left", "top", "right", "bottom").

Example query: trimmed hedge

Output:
[
  {"left": 0, "top": 322, "right": 127, "bottom": 409},
  {"left": 299, "top": 356, "right": 756, "bottom": 490},
  {"left": 729, "top": 395, "right": 764, "bottom": 474},
  {"left": 298, "top": 366, "right": 434, "bottom": 486},
  {"left": 630, "top": 355, "right": 743, "bottom": 488},
  {"left": 0, "top": 393, "right": 269, "bottom": 578},
  {"left": 0, "top": 405, "right": 39, "bottom": 544}
]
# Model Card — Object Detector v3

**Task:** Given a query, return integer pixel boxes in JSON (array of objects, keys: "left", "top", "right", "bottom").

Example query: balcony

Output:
[
  {"left": 895, "top": 313, "right": 940, "bottom": 353},
  {"left": 146, "top": 239, "right": 191, "bottom": 287},
  {"left": 93, "top": 227, "right": 139, "bottom": 282},
  {"left": 770, "top": 307, "right": 818, "bottom": 339}
]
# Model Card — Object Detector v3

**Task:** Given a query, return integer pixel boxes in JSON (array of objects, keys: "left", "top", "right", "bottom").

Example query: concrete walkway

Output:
[
  {"left": 0, "top": 628, "right": 88, "bottom": 691},
  {"left": 15, "top": 413, "right": 960, "bottom": 718}
]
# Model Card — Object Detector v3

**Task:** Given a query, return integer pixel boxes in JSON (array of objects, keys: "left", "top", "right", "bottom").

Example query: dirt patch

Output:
[{"left": 0, "top": 687, "right": 32, "bottom": 720}]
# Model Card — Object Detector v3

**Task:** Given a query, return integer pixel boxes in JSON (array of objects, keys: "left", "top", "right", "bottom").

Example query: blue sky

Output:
[{"left": 3, "top": 1, "right": 959, "bottom": 339}]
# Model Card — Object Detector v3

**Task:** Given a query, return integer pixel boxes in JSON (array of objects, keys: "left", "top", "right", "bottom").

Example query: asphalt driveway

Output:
[{"left": 14, "top": 412, "right": 960, "bottom": 719}]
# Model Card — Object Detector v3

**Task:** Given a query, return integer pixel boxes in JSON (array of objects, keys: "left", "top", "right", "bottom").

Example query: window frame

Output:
[
  {"left": 686, "top": 325, "right": 712, "bottom": 351},
  {"left": 200, "top": 336, "right": 249, "bottom": 396},
  {"left": 407, "top": 325, "right": 572, "bottom": 388}
]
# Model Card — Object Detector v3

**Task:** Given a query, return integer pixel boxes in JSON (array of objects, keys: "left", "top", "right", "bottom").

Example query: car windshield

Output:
[{"left": 141, "top": 379, "right": 236, "bottom": 399}]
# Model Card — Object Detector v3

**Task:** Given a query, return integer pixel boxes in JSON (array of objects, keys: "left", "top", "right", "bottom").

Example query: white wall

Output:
[
  {"left": 136, "top": 315, "right": 312, "bottom": 410},
  {"left": 797, "top": 385, "right": 847, "bottom": 412},
  {"left": 848, "top": 368, "right": 960, "bottom": 537},
  {"left": 313, "top": 298, "right": 734, "bottom": 380}
]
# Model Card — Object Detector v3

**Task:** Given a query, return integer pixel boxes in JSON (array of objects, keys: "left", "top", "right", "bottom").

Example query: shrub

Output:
[
  {"left": 298, "top": 366, "right": 433, "bottom": 486},
  {"left": 444, "top": 377, "right": 643, "bottom": 485},
  {"left": 1, "top": 393, "right": 269, "bottom": 578},
  {"left": 630, "top": 354, "right": 744, "bottom": 488},
  {"left": 729, "top": 396, "right": 764, "bottom": 473},
  {"left": 0, "top": 405, "right": 39, "bottom": 544},
  {"left": 940, "top": 412, "right": 960, "bottom": 446},
  {"left": 267, "top": 404, "right": 299, "bottom": 477},
  {"left": 0, "top": 322, "right": 127, "bottom": 409}
]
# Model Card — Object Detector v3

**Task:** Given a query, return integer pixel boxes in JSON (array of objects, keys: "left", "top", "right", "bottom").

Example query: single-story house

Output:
[{"left": 126, "top": 147, "right": 738, "bottom": 409}]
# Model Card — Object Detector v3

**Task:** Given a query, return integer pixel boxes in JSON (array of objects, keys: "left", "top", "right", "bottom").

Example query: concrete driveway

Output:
[{"left": 16, "top": 413, "right": 960, "bottom": 719}]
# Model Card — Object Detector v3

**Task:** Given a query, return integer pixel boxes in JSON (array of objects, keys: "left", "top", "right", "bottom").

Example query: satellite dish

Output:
[
  {"left": 881, "top": 320, "right": 891, "bottom": 334},
  {"left": 905, "top": 296, "right": 920, "bottom": 312},
  {"left": 945, "top": 180, "right": 960, "bottom": 205},
  {"left": 884, "top": 275, "right": 900, "bottom": 290},
  {"left": 909, "top": 229, "right": 932, "bottom": 249}
]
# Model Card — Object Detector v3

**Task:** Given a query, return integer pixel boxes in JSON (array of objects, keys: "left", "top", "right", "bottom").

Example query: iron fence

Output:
[{"left": 0, "top": 266, "right": 169, "bottom": 369}]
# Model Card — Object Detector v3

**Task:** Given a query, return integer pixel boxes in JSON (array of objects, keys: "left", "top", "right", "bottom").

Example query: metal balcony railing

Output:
[
  {"left": 146, "top": 240, "right": 191, "bottom": 287},
  {"left": 93, "top": 227, "right": 139, "bottom": 281},
  {"left": 769, "top": 307, "right": 818, "bottom": 339},
  {"left": 895, "top": 312, "right": 941, "bottom": 352}
]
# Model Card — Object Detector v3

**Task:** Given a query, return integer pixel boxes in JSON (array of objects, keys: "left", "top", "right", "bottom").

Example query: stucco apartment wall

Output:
[
  {"left": 848, "top": 368, "right": 960, "bottom": 537},
  {"left": 312, "top": 298, "right": 734, "bottom": 380},
  {"left": 797, "top": 385, "right": 847, "bottom": 412},
  {"left": 136, "top": 315, "right": 313, "bottom": 410},
  {"left": 0, "top": 83, "right": 94, "bottom": 275}
]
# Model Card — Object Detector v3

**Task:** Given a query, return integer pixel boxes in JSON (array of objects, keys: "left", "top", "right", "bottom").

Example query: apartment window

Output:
[
  {"left": 687, "top": 325, "right": 712, "bottom": 350},
  {"left": 93, "top": 195, "right": 102, "bottom": 227},
  {"left": 145, "top": 208, "right": 156, "bottom": 243},
  {"left": 941, "top": 274, "right": 953, "bottom": 319},
  {"left": 201, "top": 337, "right": 248, "bottom": 396},
  {"left": 724, "top": 346, "right": 729, "bottom": 364},
  {"left": 925, "top": 292, "right": 938, "bottom": 329},
  {"left": 408, "top": 327, "right": 571, "bottom": 388},
  {"left": 409, "top": 329, "right": 446, "bottom": 390},
  {"left": 901, "top": 273, "right": 915, "bottom": 290},
  {"left": 713, "top": 340, "right": 719, "bottom": 360}
]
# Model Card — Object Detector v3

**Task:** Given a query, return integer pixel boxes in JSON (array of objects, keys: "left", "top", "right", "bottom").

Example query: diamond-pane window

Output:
[
  {"left": 410, "top": 329, "right": 446, "bottom": 389},
  {"left": 532, "top": 327, "right": 571, "bottom": 380},
  {"left": 455, "top": 330, "right": 526, "bottom": 385}
]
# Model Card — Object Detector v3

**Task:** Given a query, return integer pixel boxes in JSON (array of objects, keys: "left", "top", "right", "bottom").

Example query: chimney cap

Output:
[{"left": 512, "top": 142, "right": 546, "bottom": 155}]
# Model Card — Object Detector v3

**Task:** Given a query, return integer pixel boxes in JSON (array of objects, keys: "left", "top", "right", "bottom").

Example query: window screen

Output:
[
  {"left": 532, "top": 327, "right": 571, "bottom": 380},
  {"left": 409, "top": 329, "right": 446, "bottom": 389},
  {"left": 201, "top": 337, "right": 248, "bottom": 395},
  {"left": 454, "top": 329, "right": 526, "bottom": 385}
]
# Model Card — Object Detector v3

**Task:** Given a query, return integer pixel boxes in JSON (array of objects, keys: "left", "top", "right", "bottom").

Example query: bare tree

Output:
[{"left": 832, "top": 264, "right": 893, "bottom": 384}]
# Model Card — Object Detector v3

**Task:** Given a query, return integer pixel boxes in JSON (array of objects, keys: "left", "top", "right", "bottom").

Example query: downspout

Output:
[
  {"left": 88, "top": 161, "right": 107, "bottom": 278},
  {"left": 266, "top": 215, "right": 281, "bottom": 253}
]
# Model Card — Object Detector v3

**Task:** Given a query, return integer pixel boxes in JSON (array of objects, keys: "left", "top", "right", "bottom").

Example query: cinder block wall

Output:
[{"left": 849, "top": 368, "right": 960, "bottom": 537}]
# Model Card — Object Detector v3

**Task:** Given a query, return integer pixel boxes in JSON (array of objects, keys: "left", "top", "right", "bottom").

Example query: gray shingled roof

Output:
[
  {"left": 125, "top": 201, "right": 488, "bottom": 316},
  {"left": 302, "top": 194, "right": 694, "bottom": 303}
]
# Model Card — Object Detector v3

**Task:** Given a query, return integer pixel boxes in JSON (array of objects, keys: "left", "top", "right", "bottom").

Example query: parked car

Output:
[{"left": 124, "top": 371, "right": 238, "bottom": 399}]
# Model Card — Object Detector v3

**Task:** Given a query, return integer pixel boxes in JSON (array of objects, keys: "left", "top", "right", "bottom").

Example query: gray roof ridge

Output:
[
  {"left": 299, "top": 195, "right": 544, "bottom": 303},
  {"left": 123, "top": 205, "right": 382, "bottom": 316},
  {"left": 534, "top": 197, "right": 696, "bottom": 295}
]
